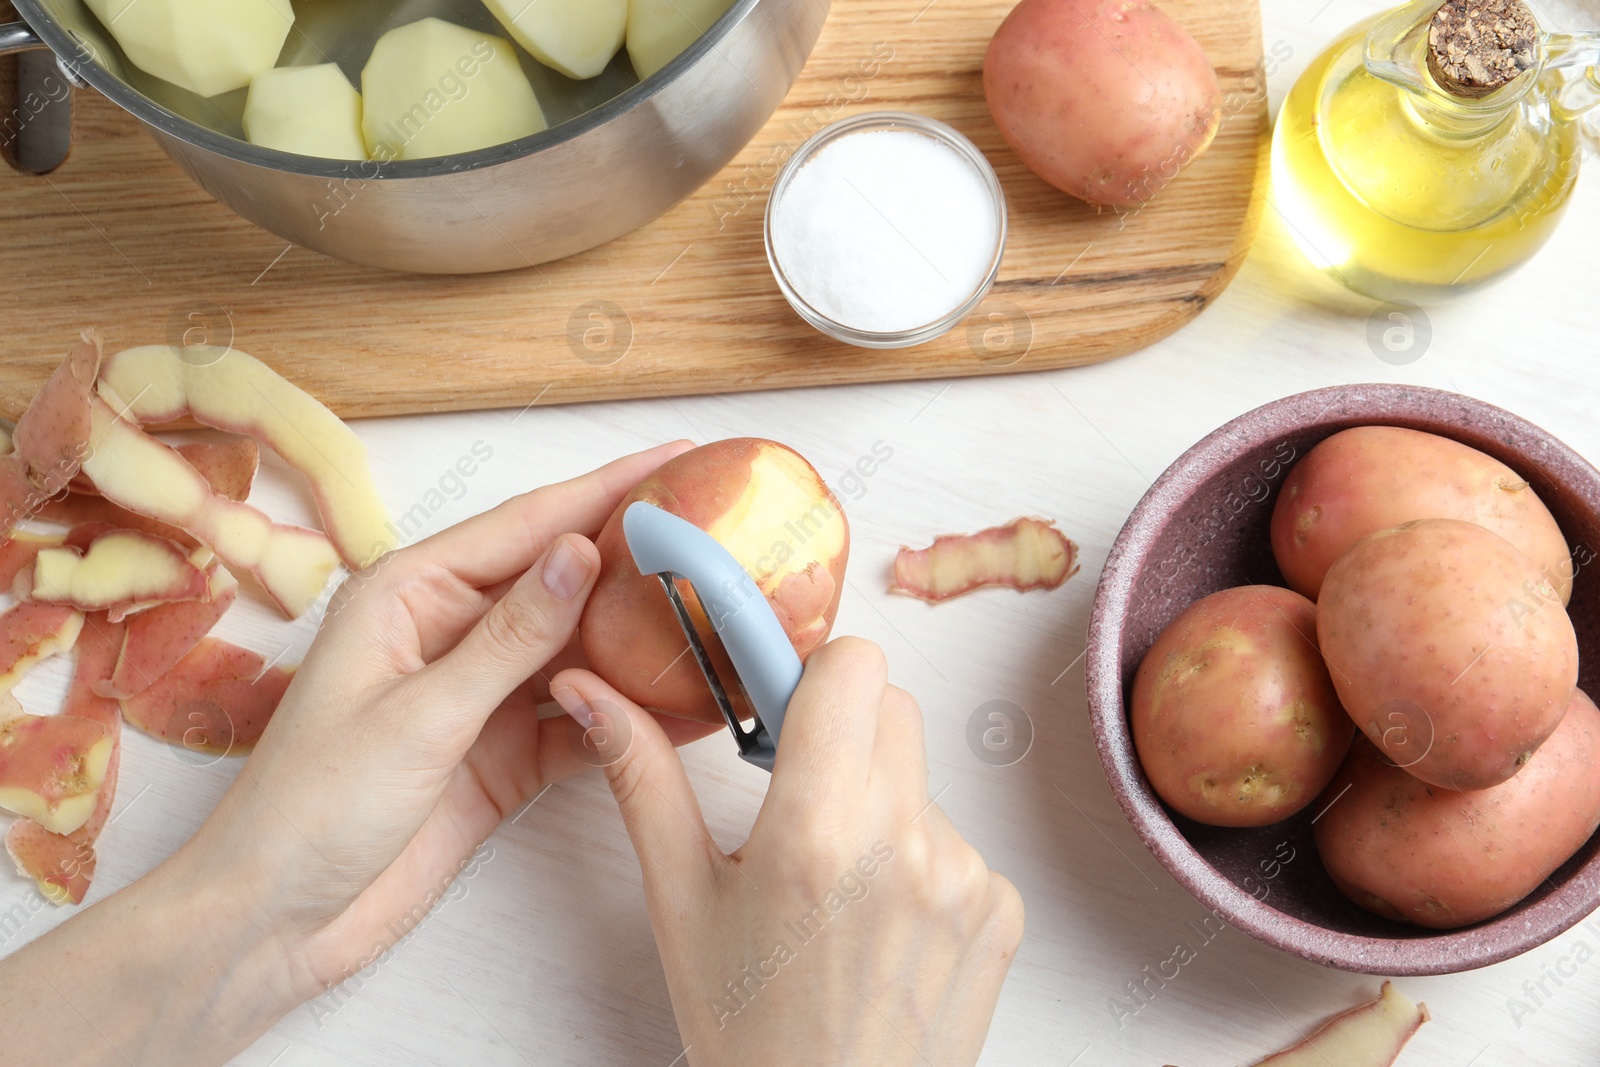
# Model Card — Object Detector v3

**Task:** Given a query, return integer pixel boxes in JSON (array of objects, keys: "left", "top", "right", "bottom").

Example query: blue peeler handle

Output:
[{"left": 622, "top": 501, "right": 802, "bottom": 770}]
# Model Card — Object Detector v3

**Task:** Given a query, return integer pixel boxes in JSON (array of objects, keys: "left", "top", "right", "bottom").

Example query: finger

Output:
[
  {"left": 405, "top": 440, "right": 693, "bottom": 588},
  {"left": 406, "top": 571, "right": 591, "bottom": 682},
  {"left": 530, "top": 709, "right": 725, "bottom": 787},
  {"left": 759, "top": 636, "right": 888, "bottom": 824},
  {"left": 549, "top": 668, "right": 721, "bottom": 895},
  {"left": 412, "top": 534, "right": 599, "bottom": 716},
  {"left": 408, "top": 580, "right": 494, "bottom": 664},
  {"left": 870, "top": 684, "right": 930, "bottom": 818},
  {"left": 434, "top": 679, "right": 726, "bottom": 835}
]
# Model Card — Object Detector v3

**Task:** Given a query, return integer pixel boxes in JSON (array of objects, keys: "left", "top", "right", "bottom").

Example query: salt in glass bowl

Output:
[{"left": 763, "top": 111, "right": 1007, "bottom": 349}]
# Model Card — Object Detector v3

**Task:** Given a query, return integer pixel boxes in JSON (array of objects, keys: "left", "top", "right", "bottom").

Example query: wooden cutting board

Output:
[{"left": 0, "top": 0, "right": 1266, "bottom": 420}]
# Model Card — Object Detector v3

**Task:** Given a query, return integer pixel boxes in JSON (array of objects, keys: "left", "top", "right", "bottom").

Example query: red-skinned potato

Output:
[
  {"left": 1271, "top": 426, "right": 1573, "bottom": 602},
  {"left": 578, "top": 439, "right": 848, "bottom": 724},
  {"left": 983, "top": 0, "right": 1221, "bottom": 206},
  {"left": 1318, "top": 518, "right": 1578, "bottom": 791},
  {"left": 1314, "top": 690, "right": 1600, "bottom": 929},
  {"left": 1132, "top": 585, "right": 1352, "bottom": 827}
]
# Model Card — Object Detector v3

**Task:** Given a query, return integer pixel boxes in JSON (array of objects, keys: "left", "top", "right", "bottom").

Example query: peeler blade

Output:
[{"left": 623, "top": 502, "right": 801, "bottom": 772}]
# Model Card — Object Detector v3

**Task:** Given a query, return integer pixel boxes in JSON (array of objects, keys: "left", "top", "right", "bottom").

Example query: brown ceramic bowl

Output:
[{"left": 1086, "top": 383, "right": 1600, "bottom": 975}]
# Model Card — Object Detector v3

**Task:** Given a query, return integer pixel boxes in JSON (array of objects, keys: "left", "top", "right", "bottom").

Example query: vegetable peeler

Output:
[{"left": 622, "top": 501, "right": 801, "bottom": 772}]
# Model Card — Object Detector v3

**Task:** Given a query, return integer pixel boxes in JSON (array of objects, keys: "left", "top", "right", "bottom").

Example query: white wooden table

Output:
[{"left": 5, "top": 0, "right": 1599, "bottom": 1062}]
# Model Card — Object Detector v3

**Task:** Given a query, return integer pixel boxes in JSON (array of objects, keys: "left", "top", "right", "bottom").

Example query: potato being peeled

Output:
[
  {"left": 579, "top": 439, "right": 848, "bottom": 724},
  {"left": 983, "top": 0, "right": 1221, "bottom": 206},
  {"left": 1318, "top": 518, "right": 1578, "bottom": 791},
  {"left": 1131, "top": 585, "right": 1352, "bottom": 827},
  {"left": 1314, "top": 691, "right": 1600, "bottom": 929},
  {"left": 1271, "top": 426, "right": 1573, "bottom": 602},
  {"left": 362, "top": 19, "right": 546, "bottom": 161}
]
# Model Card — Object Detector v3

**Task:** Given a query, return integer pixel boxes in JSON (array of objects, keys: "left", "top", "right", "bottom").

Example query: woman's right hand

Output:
[{"left": 550, "top": 637, "right": 1024, "bottom": 1066}]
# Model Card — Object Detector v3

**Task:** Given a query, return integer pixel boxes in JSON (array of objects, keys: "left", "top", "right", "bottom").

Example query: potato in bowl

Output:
[{"left": 1086, "top": 383, "right": 1600, "bottom": 975}]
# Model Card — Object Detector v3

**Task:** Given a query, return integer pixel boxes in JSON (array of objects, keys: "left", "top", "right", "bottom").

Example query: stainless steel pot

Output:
[{"left": 0, "top": 0, "right": 830, "bottom": 273}]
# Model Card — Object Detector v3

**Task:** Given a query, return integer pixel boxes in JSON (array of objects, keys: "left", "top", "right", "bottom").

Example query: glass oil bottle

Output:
[{"left": 1271, "top": 0, "right": 1600, "bottom": 302}]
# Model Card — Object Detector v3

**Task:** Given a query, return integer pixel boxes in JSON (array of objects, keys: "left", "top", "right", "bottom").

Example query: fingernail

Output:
[
  {"left": 542, "top": 538, "right": 592, "bottom": 601},
  {"left": 552, "top": 685, "right": 596, "bottom": 728}
]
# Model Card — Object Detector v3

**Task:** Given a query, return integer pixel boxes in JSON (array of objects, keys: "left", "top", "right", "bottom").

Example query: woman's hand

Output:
[
  {"left": 204, "top": 439, "right": 722, "bottom": 992},
  {"left": 550, "top": 637, "right": 1025, "bottom": 1067},
  {"left": 0, "top": 440, "right": 722, "bottom": 1066}
]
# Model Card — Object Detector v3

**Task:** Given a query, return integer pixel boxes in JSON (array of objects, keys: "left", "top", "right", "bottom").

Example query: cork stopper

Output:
[{"left": 1426, "top": 0, "right": 1539, "bottom": 98}]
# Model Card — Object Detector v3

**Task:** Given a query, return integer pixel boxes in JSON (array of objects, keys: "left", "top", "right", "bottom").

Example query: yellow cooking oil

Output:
[{"left": 1271, "top": 19, "right": 1580, "bottom": 302}]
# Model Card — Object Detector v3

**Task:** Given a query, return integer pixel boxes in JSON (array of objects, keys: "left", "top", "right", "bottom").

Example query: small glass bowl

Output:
[{"left": 764, "top": 111, "right": 1008, "bottom": 349}]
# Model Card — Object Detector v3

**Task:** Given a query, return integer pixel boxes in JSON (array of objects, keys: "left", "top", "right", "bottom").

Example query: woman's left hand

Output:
[
  {"left": 213, "top": 440, "right": 717, "bottom": 990},
  {"left": 162, "top": 439, "right": 715, "bottom": 1009},
  {"left": 0, "top": 441, "right": 717, "bottom": 1065}
]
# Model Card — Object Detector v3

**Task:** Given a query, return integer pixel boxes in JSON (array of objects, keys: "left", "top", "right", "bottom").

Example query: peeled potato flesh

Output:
[
  {"left": 243, "top": 65, "right": 366, "bottom": 160},
  {"left": 483, "top": 0, "right": 628, "bottom": 81},
  {"left": 626, "top": 0, "right": 737, "bottom": 81},
  {"left": 362, "top": 18, "right": 547, "bottom": 161},
  {"left": 83, "top": 0, "right": 295, "bottom": 98}
]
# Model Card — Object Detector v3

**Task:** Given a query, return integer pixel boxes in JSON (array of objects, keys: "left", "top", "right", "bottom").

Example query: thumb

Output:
[{"left": 549, "top": 669, "right": 720, "bottom": 893}]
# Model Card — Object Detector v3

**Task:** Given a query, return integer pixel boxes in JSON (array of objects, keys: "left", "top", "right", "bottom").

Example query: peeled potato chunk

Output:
[
  {"left": 83, "top": 0, "right": 295, "bottom": 98},
  {"left": 484, "top": 0, "right": 627, "bottom": 81},
  {"left": 627, "top": 0, "right": 737, "bottom": 81},
  {"left": 362, "top": 19, "right": 547, "bottom": 161},
  {"left": 244, "top": 64, "right": 367, "bottom": 160}
]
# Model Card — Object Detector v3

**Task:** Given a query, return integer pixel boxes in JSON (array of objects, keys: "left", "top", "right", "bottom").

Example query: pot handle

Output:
[
  {"left": 0, "top": 21, "right": 45, "bottom": 55},
  {"left": 0, "top": 20, "right": 74, "bottom": 174}
]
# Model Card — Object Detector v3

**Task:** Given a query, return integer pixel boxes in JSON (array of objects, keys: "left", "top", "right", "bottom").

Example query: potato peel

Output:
[
  {"left": 122, "top": 636, "right": 296, "bottom": 752},
  {"left": 1, "top": 330, "right": 103, "bottom": 532},
  {"left": 0, "top": 710, "right": 113, "bottom": 836},
  {"left": 39, "top": 439, "right": 255, "bottom": 551},
  {"left": 0, "top": 602, "right": 84, "bottom": 695},
  {"left": 1162, "top": 983, "right": 1428, "bottom": 1067},
  {"left": 18, "top": 527, "right": 210, "bottom": 622},
  {"left": 0, "top": 335, "right": 373, "bottom": 903},
  {"left": 68, "top": 438, "right": 259, "bottom": 503},
  {"left": 5, "top": 614, "right": 125, "bottom": 905},
  {"left": 1251, "top": 982, "right": 1428, "bottom": 1066},
  {"left": 80, "top": 394, "right": 340, "bottom": 619},
  {"left": 100, "top": 562, "right": 238, "bottom": 700},
  {"left": 101, "top": 344, "right": 393, "bottom": 570},
  {"left": 891, "top": 517, "right": 1079, "bottom": 602},
  {"left": 0, "top": 531, "right": 66, "bottom": 589}
]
